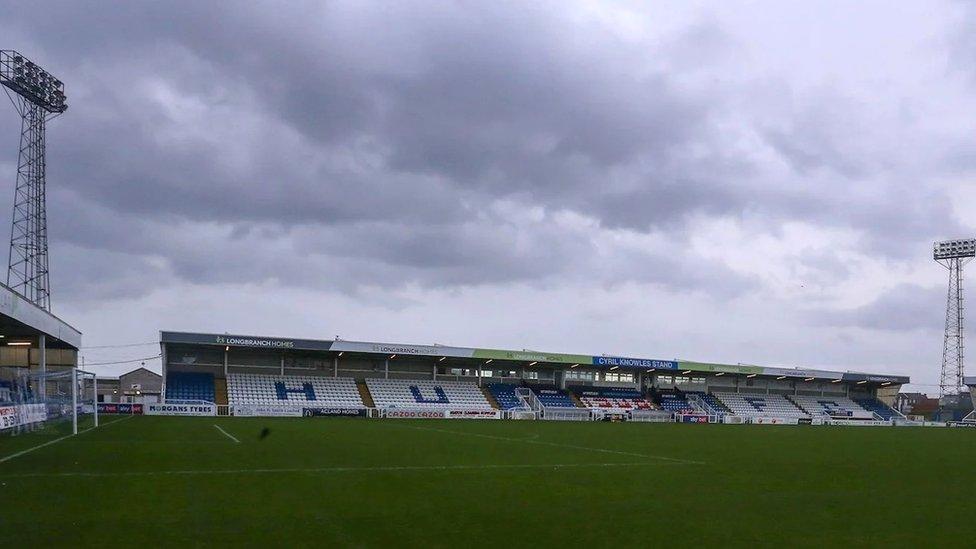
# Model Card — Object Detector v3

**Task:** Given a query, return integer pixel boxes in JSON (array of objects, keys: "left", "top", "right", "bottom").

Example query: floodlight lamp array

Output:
[
  {"left": 0, "top": 50, "right": 67, "bottom": 113},
  {"left": 933, "top": 239, "right": 976, "bottom": 260}
]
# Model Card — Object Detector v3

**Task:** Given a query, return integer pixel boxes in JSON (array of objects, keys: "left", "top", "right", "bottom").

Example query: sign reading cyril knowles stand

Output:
[
  {"left": 592, "top": 356, "right": 678, "bottom": 370},
  {"left": 146, "top": 403, "right": 216, "bottom": 416}
]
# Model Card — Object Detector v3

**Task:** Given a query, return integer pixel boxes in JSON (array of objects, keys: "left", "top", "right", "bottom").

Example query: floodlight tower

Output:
[
  {"left": 934, "top": 239, "right": 976, "bottom": 397},
  {"left": 0, "top": 50, "right": 67, "bottom": 311}
]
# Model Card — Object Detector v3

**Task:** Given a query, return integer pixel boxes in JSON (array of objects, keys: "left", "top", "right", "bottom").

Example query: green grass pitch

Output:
[{"left": 1, "top": 416, "right": 972, "bottom": 547}]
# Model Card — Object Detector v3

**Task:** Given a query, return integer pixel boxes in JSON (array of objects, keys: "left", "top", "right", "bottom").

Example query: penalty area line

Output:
[{"left": 213, "top": 424, "right": 240, "bottom": 443}]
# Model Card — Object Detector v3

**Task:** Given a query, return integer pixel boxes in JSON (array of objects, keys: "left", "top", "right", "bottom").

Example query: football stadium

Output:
[
  {"left": 4, "top": 11, "right": 976, "bottom": 546},
  {"left": 5, "top": 328, "right": 976, "bottom": 545}
]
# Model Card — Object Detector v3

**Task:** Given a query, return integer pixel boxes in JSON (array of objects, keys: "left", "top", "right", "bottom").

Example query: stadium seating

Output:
[
  {"left": 790, "top": 395, "right": 866, "bottom": 418},
  {"left": 487, "top": 382, "right": 524, "bottom": 410},
  {"left": 713, "top": 392, "right": 808, "bottom": 419},
  {"left": 655, "top": 391, "right": 697, "bottom": 413},
  {"left": 530, "top": 387, "right": 578, "bottom": 408},
  {"left": 853, "top": 398, "right": 901, "bottom": 420},
  {"left": 166, "top": 371, "right": 215, "bottom": 402},
  {"left": 694, "top": 391, "right": 730, "bottom": 413},
  {"left": 366, "top": 378, "right": 493, "bottom": 410},
  {"left": 571, "top": 386, "right": 655, "bottom": 411},
  {"left": 227, "top": 373, "right": 363, "bottom": 408}
]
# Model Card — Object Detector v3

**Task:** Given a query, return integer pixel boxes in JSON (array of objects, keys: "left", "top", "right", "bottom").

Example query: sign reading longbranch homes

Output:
[
  {"left": 330, "top": 340, "right": 474, "bottom": 359},
  {"left": 145, "top": 403, "right": 216, "bottom": 416},
  {"left": 215, "top": 335, "right": 295, "bottom": 349}
]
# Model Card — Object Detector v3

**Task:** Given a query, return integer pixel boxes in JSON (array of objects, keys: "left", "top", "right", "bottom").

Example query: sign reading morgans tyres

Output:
[{"left": 146, "top": 403, "right": 216, "bottom": 416}]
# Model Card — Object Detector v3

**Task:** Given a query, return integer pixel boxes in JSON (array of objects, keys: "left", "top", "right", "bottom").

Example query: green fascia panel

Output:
[{"left": 472, "top": 348, "right": 591, "bottom": 365}]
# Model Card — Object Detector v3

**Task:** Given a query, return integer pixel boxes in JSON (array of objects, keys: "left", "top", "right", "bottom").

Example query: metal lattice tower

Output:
[
  {"left": 0, "top": 51, "right": 67, "bottom": 311},
  {"left": 934, "top": 239, "right": 976, "bottom": 397}
]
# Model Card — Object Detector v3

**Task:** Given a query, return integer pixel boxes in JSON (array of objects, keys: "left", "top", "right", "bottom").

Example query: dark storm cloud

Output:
[{"left": 0, "top": 1, "right": 967, "bottom": 302}]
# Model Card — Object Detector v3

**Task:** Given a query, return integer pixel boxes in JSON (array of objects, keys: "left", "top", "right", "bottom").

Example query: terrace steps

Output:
[
  {"left": 357, "top": 380, "right": 375, "bottom": 408},
  {"left": 481, "top": 386, "right": 501, "bottom": 410},
  {"left": 214, "top": 378, "right": 228, "bottom": 406}
]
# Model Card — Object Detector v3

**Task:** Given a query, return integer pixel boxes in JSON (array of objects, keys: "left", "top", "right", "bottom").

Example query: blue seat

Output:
[{"left": 166, "top": 372, "right": 215, "bottom": 402}]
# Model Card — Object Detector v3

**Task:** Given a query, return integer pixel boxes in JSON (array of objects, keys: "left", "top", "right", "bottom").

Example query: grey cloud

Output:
[
  {"left": 808, "top": 283, "right": 946, "bottom": 332},
  {"left": 0, "top": 1, "right": 969, "bottom": 309}
]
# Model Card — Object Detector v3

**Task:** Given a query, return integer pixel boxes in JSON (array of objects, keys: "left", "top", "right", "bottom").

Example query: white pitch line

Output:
[
  {"left": 400, "top": 424, "right": 706, "bottom": 465},
  {"left": 0, "top": 461, "right": 686, "bottom": 480},
  {"left": 213, "top": 424, "right": 240, "bottom": 444},
  {"left": 0, "top": 413, "right": 135, "bottom": 464}
]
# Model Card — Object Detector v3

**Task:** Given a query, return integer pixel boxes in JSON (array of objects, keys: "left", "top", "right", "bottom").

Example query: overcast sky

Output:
[{"left": 2, "top": 1, "right": 975, "bottom": 391}]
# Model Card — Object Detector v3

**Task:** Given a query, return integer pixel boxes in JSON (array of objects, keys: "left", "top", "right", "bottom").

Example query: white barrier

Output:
[
  {"left": 825, "top": 419, "right": 891, "bottom": 427},
  {"left": 385, "top": 409, "right": 446, "bottom": 419},
  {"left": 382, "top": 409, "right": 501, "bottom": 419},
  {"left": 233, "top": 405, "right": 303, "bottom": 417},
  {"left": 749, "top": 417, "right": 798, "bottom": 425},
  {"left": 146, "top": 403, "right": 217, "bottom": 416},
  {"left": 542, "top": 408, "right": 592, "bottom": 421},
  {"left": 629, "top": 410, "right": 674, "bottom": 423},
  {"left": 445, "top": 410, "right": 500, "bottom": 419},
  {"left": 0, "top": 403, "right": 47, "bottom": 430}
]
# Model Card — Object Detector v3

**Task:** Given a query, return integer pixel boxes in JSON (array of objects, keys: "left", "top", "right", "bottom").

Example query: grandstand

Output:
[
  {"left": 854, "top": 397, "right": 906, "bottom": 420},
  {"left": 156, "top": 331, "right": 907, "bottom": 424},
  {"left": 165, "top": 371, "right": 215, "bottom": 403},
  {"left": 486, "top": 382, "right": 524, "bottom": 410},
  {"left": 366, "top": 378, "right": 492, "bottom": 410},
  {"left": 789, "top": 394, "right": 870, "bottom": 418},
  {"left": 713, "top": 392, "right": 808, "bottom": 420},
  {"left": 531, "top": 387, "right": 578, "bottom": 408},
  {"left": 572, "top": 386, "right": 655, "bottom": 411},
  {"left": 228, "top": 373, "right": 363, "bottom": 408},
  {"left": 655, "top": 391, "right": 697, "bottom": 414}
]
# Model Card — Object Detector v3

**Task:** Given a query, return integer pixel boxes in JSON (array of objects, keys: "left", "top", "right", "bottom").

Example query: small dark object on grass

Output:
[{"left": 260, "top": 427, "right": 271, "bottom": 440}]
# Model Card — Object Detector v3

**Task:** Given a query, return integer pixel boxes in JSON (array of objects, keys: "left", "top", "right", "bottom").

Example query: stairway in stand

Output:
[
  {"left": 482, "top": 386, "right": 501, "bottom": 410},
  {"left": 357, "top": 380, "right": 375, "bottom": 408},
  {"left": 214, "top": 377, "right": 228, "bottom": 406}
]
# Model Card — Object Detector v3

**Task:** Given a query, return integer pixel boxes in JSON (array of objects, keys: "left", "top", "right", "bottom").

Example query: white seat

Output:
[{"left": 227, "top": 373, "right": 363, "bottom": 408}]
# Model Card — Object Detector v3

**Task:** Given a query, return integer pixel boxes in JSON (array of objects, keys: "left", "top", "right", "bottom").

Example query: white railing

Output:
[
  {"left": 515, "top": 387, "right": 541, "bottom": 412},
  {"left": 687, "top": 393, "right": 724, "bottom": 419},
  {"left": 542, "top": 407, "right": 592, "bottom": 421},
  {"left": 628, "top": 409, "right": 674, "bottom": 422}
]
